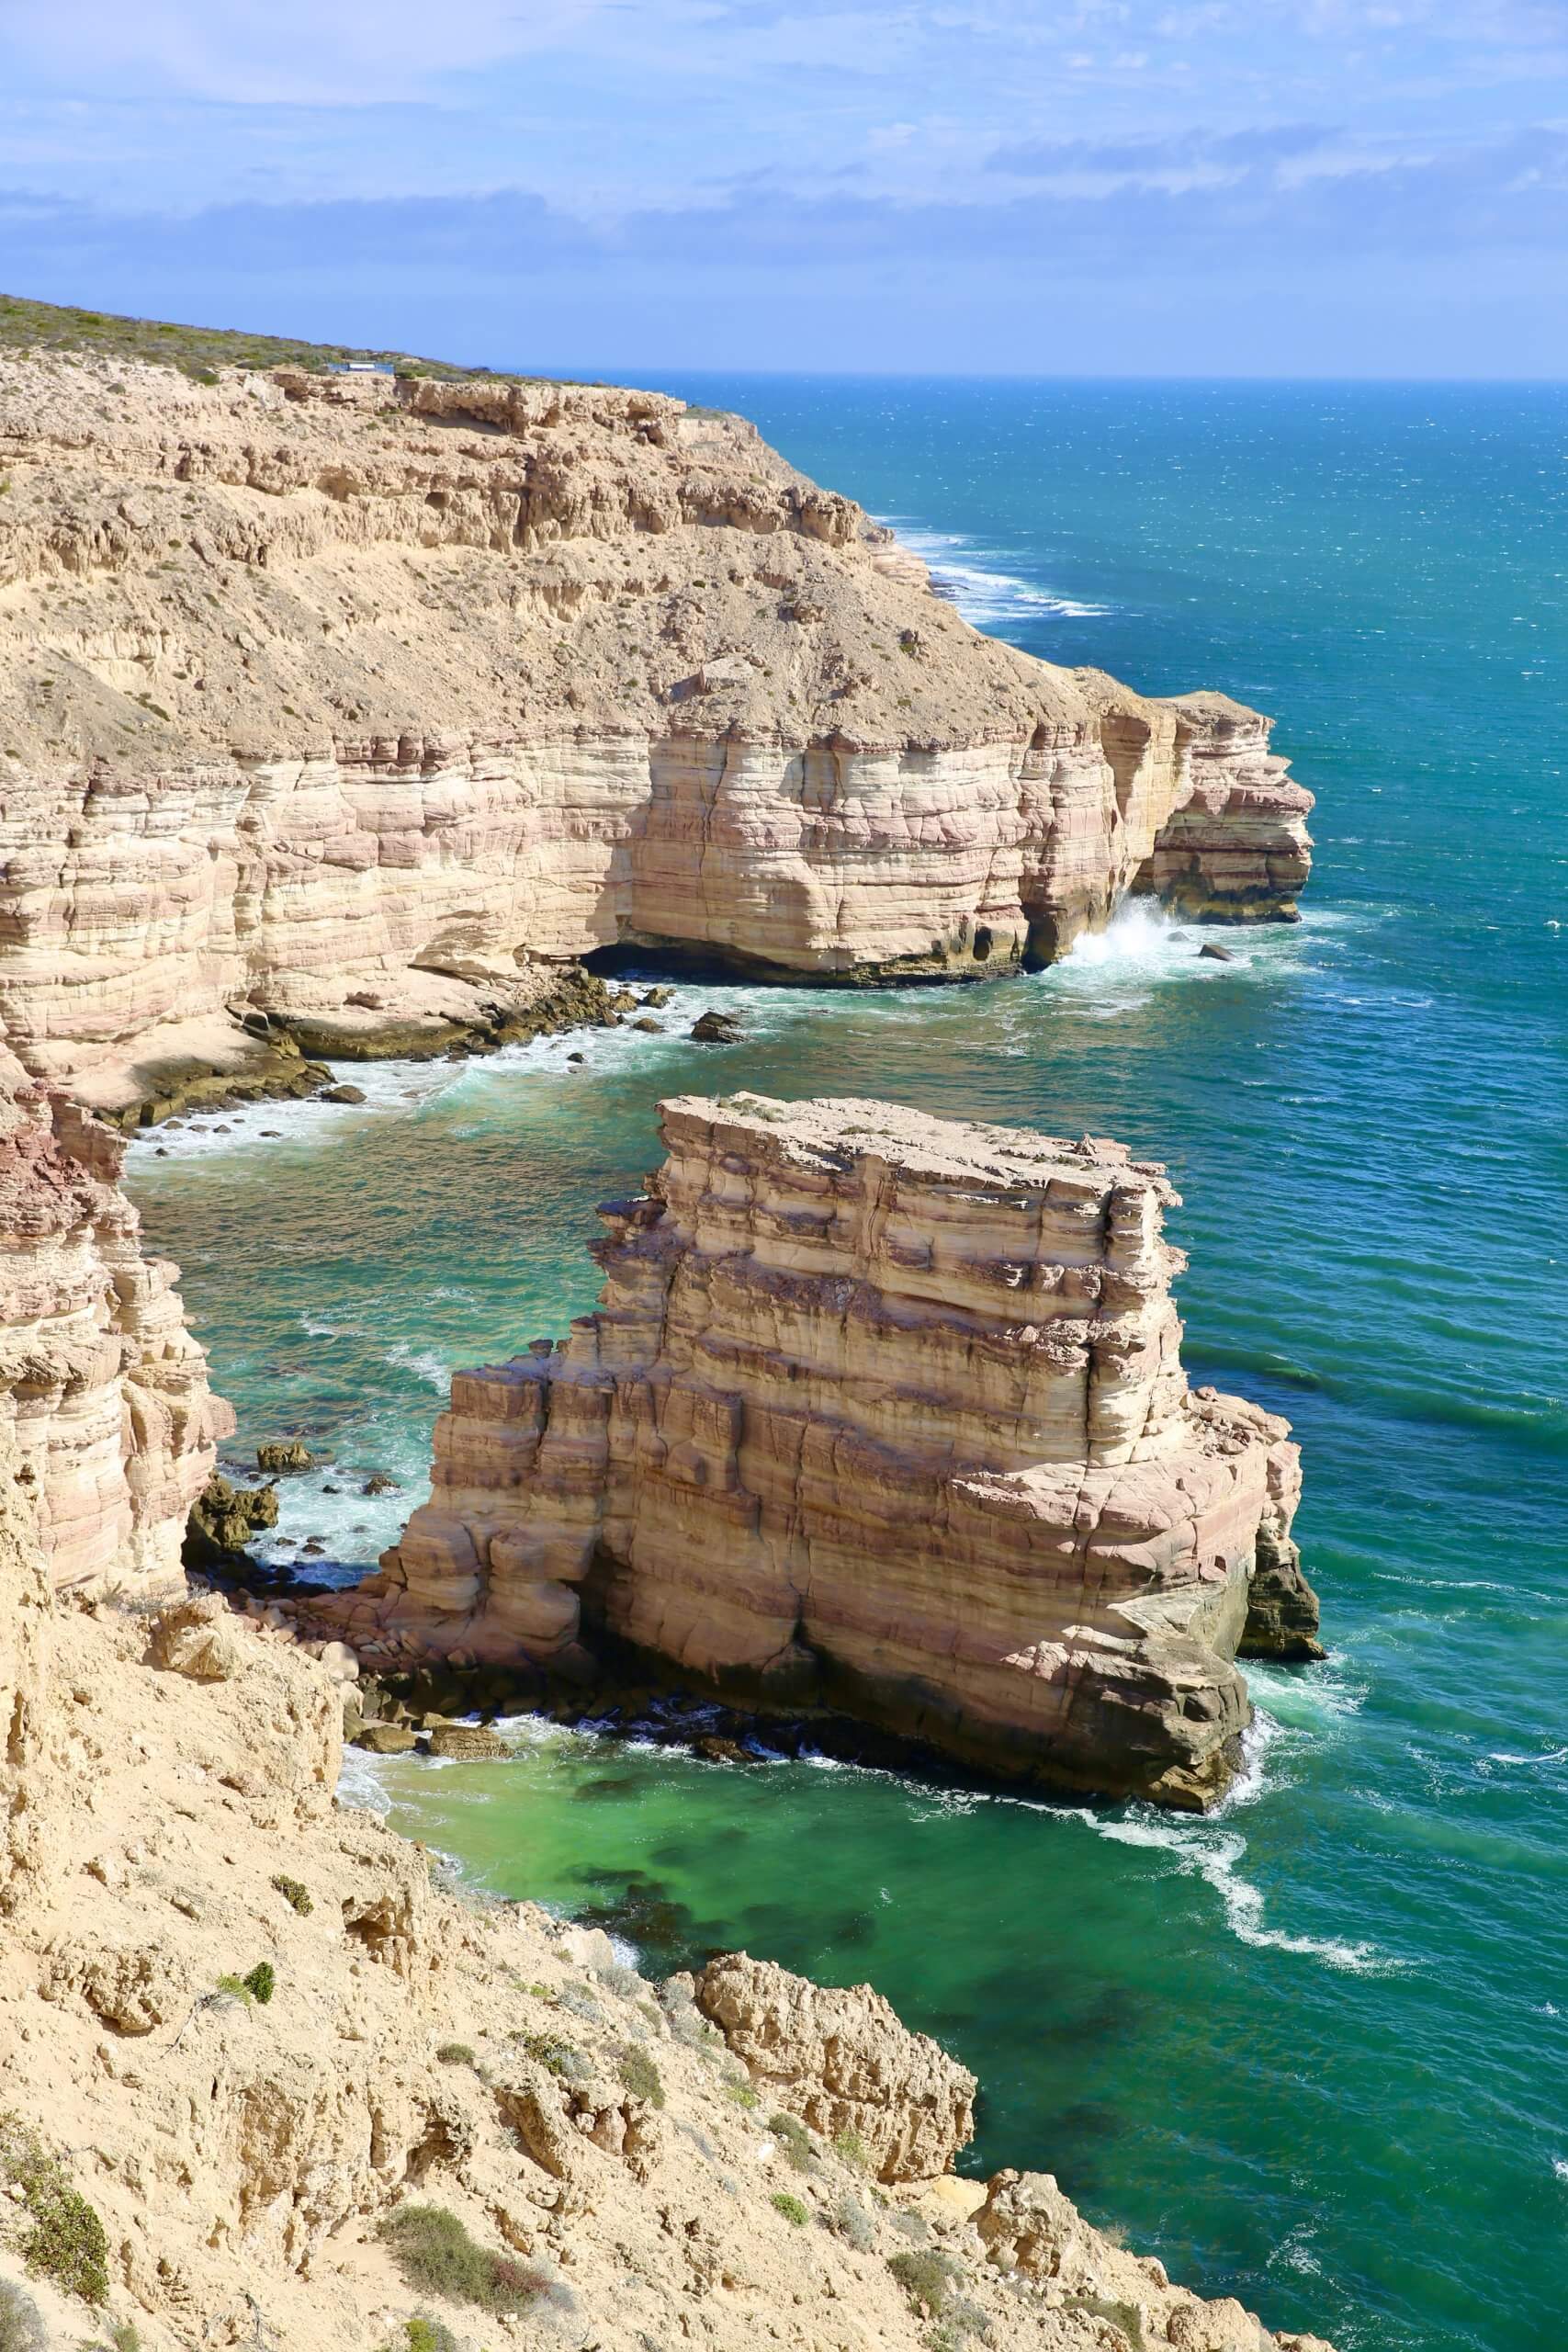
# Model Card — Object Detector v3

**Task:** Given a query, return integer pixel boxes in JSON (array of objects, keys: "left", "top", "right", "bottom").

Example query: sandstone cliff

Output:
[
  {"left": 0, "top": 339, "right": 1312, "bottom": 1111},
  {"left": 0, "top": 1042, "right": 228, "bottom": 1593},
  {"left": 0, "top": 1034, "right": 1336, "bottom": 2350},
  {"left": 320, "top": 1094, "right": 1322, "bottom": 1807}
]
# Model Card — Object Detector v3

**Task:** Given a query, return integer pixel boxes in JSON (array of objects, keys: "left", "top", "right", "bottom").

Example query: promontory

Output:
[{"left": 0, "top": 304, "right": 1311, "bottom": 1121}]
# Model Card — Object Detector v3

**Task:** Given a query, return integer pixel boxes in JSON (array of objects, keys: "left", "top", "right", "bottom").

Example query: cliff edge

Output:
[
  {"left": 313, "top": 1093, "right": 1322, "bottom": 1807},
  {"left": 0, "top": 1073, "right": 1340, "bottom": 2350},
  {"left": 0, "top": 321, "right": 1312, "bottom": 1114}
]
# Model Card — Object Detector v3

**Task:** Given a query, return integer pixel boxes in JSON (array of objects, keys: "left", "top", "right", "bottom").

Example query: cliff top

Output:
[
  {"left": 0, "top": 334, "right": 1260, "bottom": 777},
  {"left": 0, "top": 288, "right": 570, "bottom": 384},
  {"left": 663, "top": 1091, "right": 1177, "bottom": 1200}
]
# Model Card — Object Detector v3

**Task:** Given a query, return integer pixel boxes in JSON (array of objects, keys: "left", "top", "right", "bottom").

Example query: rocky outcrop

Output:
[
  {"left": 0, "top": 1053, "right": 1337, "bottom": 2349},
  {"left": 0, "top": 1043, "right": 228, "bottom": 1592},
  {"left": 0, "top": 348, "right": 1310, "bottom": 1110},
  {"left": 324, "top": 1094, "right": 1317, "bottom": 1806},
  {"left": 0, "top": 1525, "right": 1337, "bottom": 2352},
  {"left": 691, "top": 1951, "right": 976, "bottom": 2182}
]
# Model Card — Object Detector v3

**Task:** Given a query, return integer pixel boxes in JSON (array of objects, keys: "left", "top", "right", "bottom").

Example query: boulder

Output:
[
  {"left": 353, "top": 1723, "right": 420, "bottom": 1754},
  {"left": 148, "top": 1592, "right": 243, "bottom": 1682},
  {"left": 689, "top": 1010, "right": 743, "bottom": 1043},
  {"left": 426, "top": 1722, "right": 513, "bottom": 1761},
  {"left": 258, "top": 1440, "right": 314, "bottom": 1473}
]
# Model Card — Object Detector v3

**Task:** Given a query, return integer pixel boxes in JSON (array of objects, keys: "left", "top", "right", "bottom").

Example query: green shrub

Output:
[
  {"left": 271, "top": 1873, "right": 314, "bottom": 1916},
  {"left": 770, "top": 2192, "right": 809, "bottom": 2227},
  {"left": 378, "top": 2205, "right": 548, "bottom": 2313},
  {"left": 0, "top": 2279, "right": 46, "bottom": 2352},
  {"left": 832, "top": 2126, "right": 869, "bottom": 2171},
  {"left": 516, "top": 2029, "right": 591, "bottom": 2081},
  {"left": 402, "top": 2319, "right": 457, "bottom": 2352},
  {"left": 887, "top": 2249, "right": 961, "bottom": 2319},
  {"left": 243, "top": 1962, "right": 275, "bottom": 2006},
  {"left": 80, "top": 2322, "right": 141, "bottom": 2352},
  {"left": 834, "top": 2192, "right": 875, "bottom": 2252},
  {"left": 768, "top": 2112, "right": 818, "bottom": 2173},
  {"left": 555, "top": 1982, "right": 602, "bottom": 2023},
  {"left": 723, "top": 2079, "right": 761, "bottom": 2109},
  {"left": 0, "top": 2118, "right": 109, "bottom": 2306},
  {"left": 435, "top": 2042, "right": 476, "bottom": 2067},
  {"left": 618, "top": 2047, "right": 665, "bottom": 2108},
  {"left": 215, "top": 1973, "right": 252, "bottom": 2003},
  {"left": 6, "top": 2130, "right": 110, "bottom": 2305}
]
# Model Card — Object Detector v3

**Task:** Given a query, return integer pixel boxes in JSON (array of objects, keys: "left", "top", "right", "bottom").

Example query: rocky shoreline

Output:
[
  {"left": 0, "top": 311, "right": 1340, "bottom": 2349},
  {"left": 99, "top": 965, "right": 694, "bottom": 1131}
]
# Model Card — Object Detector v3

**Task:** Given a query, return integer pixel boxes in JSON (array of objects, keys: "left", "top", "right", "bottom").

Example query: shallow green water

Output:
[{"left": 129, "top": 381, "right": 1568, "bottom": 2352}]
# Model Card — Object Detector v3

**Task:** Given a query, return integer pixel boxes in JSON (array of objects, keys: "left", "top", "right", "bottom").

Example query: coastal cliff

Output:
[
  {"left": 0, "top": 328, "right": 1311, "bottom": 1114},
  {"left": 0, "top": 1074, "right": 1337, "bottom": 2350},
  {"left": 316, "top": 1094, "right": 1321, "bottom": 1807},
  {"left": 0, "top": 1042, "right": 228, "bottom": 1593}
]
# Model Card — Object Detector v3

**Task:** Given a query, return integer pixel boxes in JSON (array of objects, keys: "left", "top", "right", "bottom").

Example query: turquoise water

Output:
[{"left": 128, "top": 382, "right": 1568, "bottom": 2352}]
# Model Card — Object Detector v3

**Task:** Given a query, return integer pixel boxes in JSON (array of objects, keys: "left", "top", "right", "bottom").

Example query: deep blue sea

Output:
[{"left": 129, "top": 380, "right": 1568, "bottom": 2352}]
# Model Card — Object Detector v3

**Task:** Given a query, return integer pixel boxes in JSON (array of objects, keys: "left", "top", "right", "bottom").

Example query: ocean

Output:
[{"left": 127, "top": 379, "right": 1568, "bottom": 2352}]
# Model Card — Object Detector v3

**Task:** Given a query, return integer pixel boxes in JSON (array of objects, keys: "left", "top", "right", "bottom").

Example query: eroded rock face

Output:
[
  {"left": 693, "top": 1951, "right": 976, "bottom": 2181},
  {"left": 0, "top": 1070, "right": 1338, "bottom": 2351},
  {"left": 0, "top": 1046, "right": 230, "bottom": 1593},
  {"left": 335, "top": 1093, "right": 1318, "bottom": 1806},
  {"left": 976, "top": 2170, "right": 1337, "bottom": 2352},
  {"left": 0, "top": 356, "right": 1310, "bottom": 1107}
]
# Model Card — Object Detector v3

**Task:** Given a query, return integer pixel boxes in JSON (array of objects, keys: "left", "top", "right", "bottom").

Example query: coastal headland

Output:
[
  {"left": 0, "top": 302, "right": 1332, "bottom": 2350},
  {"left": 0, "top": 301, "right": 1310, "bottom": 1128}
]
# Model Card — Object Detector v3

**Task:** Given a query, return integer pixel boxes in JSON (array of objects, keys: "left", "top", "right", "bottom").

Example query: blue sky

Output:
[{"left": 3, "top": 0, "right": 1566, "bottom": 374}]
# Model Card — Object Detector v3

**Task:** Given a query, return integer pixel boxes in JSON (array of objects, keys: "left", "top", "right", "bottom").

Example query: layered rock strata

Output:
[
  {"left": 0, "top": 1518, "right": 1335, "bottom": 2352},
  {"left": 0, "top": 344, "right": 1311, "bottom": 1109},
  {"left": 0, "top": 1043, "right": 228, "bottom": 1591},
  {"left": 0, "top": 1049, "right": 1337, "bottom": 2347},
  {"left": 331, "top": 1094, "right": 1321, "bottom": 1805}
]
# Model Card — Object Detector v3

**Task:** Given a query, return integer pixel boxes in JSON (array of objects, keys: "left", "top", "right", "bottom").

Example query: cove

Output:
[{"left": 129, "top": 378, "right": 1568, "bottom": 2352}]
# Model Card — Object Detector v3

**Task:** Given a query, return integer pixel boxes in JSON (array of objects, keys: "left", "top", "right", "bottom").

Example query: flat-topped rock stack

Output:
[{"left": 326, "top": 1093, "right": 1321, "bottom": 1805}]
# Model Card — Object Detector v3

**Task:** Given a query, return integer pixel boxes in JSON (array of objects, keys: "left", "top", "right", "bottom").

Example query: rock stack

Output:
[{"left": 326, "top": 1093, "right": 1321, "bottom": 1806}]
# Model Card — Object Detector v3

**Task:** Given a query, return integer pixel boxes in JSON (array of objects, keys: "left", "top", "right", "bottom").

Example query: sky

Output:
[{"left": 3, "top": 0, "right": 1567, "bottom": 376}]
